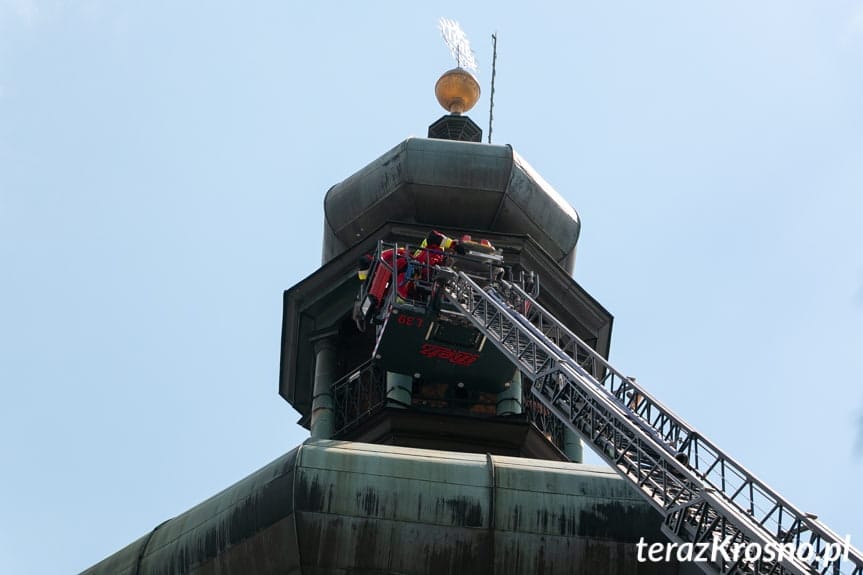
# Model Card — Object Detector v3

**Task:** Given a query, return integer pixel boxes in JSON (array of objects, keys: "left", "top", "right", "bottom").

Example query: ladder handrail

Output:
[
  {"left": 441, "top": 271, "right": 862, "bottom": 575},
  {"left": 506, "top": 279, "right": 698, "bottom": 436}
]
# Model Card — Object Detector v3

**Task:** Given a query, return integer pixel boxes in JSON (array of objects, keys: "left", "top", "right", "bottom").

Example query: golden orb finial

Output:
[{"left": 435, "top": 67, "right": 481, "bottom": 115}]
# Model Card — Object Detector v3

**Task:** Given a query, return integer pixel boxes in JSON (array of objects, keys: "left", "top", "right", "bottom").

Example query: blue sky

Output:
[{"left": 1, "top": 2, "right": 861, "bottom": 573}]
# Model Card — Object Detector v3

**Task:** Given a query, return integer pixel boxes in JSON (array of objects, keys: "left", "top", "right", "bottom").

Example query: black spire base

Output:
[{"left": 428, "top": 114, "right": 483, "bottom": 143}]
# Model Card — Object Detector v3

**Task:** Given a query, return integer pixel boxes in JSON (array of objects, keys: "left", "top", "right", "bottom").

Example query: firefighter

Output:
[
  {"left": 365, "top": 245, "right": 409, "bottom": 308},
  {"left": 405, "top": 230, "right": 458, "bottom": 297},
  {"left": 414, "top": 230, "right": 457, "bottom": 256},
  {"left": 356, "top": 253, "right": 373, "bottom": 282},
  {"left": 364, "top": 230, "right": 458, "bottom": 313}
]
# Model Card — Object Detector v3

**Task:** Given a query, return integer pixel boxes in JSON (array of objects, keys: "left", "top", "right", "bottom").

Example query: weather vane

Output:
[
  {"left": 435, "top": 18, "right": 481, "bottom": 115},
  {"left": 438, "top": 17, "right": 478, "bottom": 73}
]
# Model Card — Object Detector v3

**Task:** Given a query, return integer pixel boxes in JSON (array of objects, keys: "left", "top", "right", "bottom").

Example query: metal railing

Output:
[
  {"left": 332, "top": 357, "right": 568, "bottom": 455},
  {"left": 523, "top": 387, "right": 566, "bottom": 452},
  {"left": 356, "top": 240, "right": 514, "bottom": 326},
  {"left": 331, "top": 361, "right": 387, "bottom": 437}
]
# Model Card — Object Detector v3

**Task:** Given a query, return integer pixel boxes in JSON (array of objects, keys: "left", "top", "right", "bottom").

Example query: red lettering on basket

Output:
[
  {"left": 397, "top": 314, "right": 424, "bottom": 328},
  {"left": 419, "top": 343, "right": 480, "bottom": 367}
]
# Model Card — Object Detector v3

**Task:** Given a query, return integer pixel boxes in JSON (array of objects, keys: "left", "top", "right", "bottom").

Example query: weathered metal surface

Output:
[
  {"left": 81, "top": 441, "right": 679, "bottom": 575},
  {"left": 81, "top": 449, "right": 300, "bottom": 575},
  {"left": 322, "top": 138, "right": 581, "bottom": 273}
]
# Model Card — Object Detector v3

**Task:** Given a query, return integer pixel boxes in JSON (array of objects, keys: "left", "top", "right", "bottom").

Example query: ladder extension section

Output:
[{"left": 441, "top": 271, "right": 862, "bottom": 575}]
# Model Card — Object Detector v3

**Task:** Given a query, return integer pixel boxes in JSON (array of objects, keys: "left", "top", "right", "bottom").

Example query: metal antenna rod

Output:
[{"left": 488, "top": 33, "right": 498, "bottom": 144}]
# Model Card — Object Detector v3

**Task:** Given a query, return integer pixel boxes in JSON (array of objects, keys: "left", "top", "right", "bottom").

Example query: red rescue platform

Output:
[{"left": 356, "top": 237, "right": 520, "bottom": 393}]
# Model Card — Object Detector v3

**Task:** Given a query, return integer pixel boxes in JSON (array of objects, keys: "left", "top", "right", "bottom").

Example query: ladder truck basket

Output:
[{"left": 356, "top": 239, "right": 525, "bottom": 393}]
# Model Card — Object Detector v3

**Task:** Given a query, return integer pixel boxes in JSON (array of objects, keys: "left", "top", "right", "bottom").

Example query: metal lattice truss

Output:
[{"left": 441, "top": 271, "right": 863, "bottom": 575}]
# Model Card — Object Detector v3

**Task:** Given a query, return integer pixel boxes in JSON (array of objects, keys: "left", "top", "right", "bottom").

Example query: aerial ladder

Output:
[
  {"left": 435, "top": 269, "right": 863, "bottom": 575},
  {"left": 357, "top": 239, "right": 862, "bottom": 575}
]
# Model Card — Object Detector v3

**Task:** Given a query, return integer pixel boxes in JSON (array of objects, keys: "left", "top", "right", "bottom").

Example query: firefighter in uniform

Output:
[{"left": 357, "top": 230, "right": 456, "bottom": 316}]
